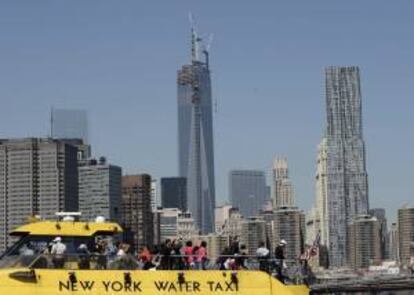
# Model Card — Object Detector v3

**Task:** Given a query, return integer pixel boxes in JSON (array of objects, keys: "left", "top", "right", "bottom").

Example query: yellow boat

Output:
[{"left": 0, "top": 217, "right": 309, "bottom": 294}]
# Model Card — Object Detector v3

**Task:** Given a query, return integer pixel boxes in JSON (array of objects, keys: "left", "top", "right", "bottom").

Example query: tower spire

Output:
[{"left": 189, "top": 12, "right": 200, "bottom": 62}]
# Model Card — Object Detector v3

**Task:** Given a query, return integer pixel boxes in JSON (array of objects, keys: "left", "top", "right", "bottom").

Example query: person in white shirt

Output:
[
  {"left": 51, "top": 237, "right": 66, "bottom": 268},
  {"left": 256, "top": 241, "right": 270, "bottom": 272}
]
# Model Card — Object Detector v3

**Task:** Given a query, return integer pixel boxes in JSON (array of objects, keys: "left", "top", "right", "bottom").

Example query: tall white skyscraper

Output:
[
  {"left": 272, "top": 157, "right": 295, "bottom": 208},
  {"left": 315, "top": 138, "right": 329, "bottom": 246},
  {"left": 323, "top": 66, "right": 369, "bottom": 267}
]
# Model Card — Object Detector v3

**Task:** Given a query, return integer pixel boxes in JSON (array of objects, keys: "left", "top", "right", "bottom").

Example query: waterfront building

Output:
[
  {"left": 348, "top": 215, "right": 381, "bottom": 269},
  {"left": 0, "top": 138, "right": 78, "bottom": 251},
  {"left": 398, "top": 205, "right": 414, "bottom": 266},
  {"left": 177, "top": 25, "right": 215, "bottom": 233},
  {"left": 240, "top": 217, "right": 266, "bottom": 255},
  {"left": 161, "top": 177, "right": 187, "bottom": 212},
  {"left": 272, "top": 157, "right": 295, "bottom": 208},
  {"left": 78, "top": 158, "right": 122, "bottom": 223},
  {"left": 273, "top": 206, "right": 303, "bottom": 261},
  {"left": 323, "top": 66, "right": 369, "bottom": 267},
  {"left": 121, "top": 175, "right": 153, "bottom": 251},
  {"left": 229, "top": 170, "right": 267, "bottom": 217}
]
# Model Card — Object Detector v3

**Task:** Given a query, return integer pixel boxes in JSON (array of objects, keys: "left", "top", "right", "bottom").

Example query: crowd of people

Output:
[{"left": 21, "top": 235, "right": 313, "bottom": 285}]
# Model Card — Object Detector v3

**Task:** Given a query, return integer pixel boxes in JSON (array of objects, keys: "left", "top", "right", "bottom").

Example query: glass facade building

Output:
[
  {"left": 177, "top": 28, "right": 215, "bottom": 233},
  {"left": 51, "top": 108, "right": 89, "bottom": 143},
  {"left": 229, "top": 170, "right": 267, "bottom": 218}
]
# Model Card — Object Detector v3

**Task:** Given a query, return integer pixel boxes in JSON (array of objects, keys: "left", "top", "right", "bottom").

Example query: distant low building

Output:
[
  {"left": 273, "top": 206, "right": 304, "bottom": 261},
  {"left": 157, "top": 208, "right": 197, "bottom": 241},
  {"left": 240, "top": 217, "right": 266, "bottom": 255}
]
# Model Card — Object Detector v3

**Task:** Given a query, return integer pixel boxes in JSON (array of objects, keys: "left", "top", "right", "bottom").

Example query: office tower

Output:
[
  {"left": 157, "top": 208, "right": 197, "bottom": 241},
  {"left": 121, "top": 175, "right": 153, "bottom": 251},
  {"left": 229, "top": 170, "right": 267, "bottom": 217},
  {"left": 51, "top": 108, "right": 89, "bottom": 144},
  {"left": 398, "top": 205, "right": 414, "bottom": 266},
  {"left": 240, "top": 217, "right": 266, "bottom": 255},
  {"left": 273, "top": 206, "right": 303, "bottom": 261},
  {"left": 150, "top": 179, "right": 160, "bottom": 212},
  {"left": 0, "top": 138, "right": 78, "bottom": 252},
  {"left": 324, "top": 66, "right": 369, "bottom": 267},
  {"left": 369, "top": 208, "right": 388, "bottom": 259},
  {"left": 389, "top": 222, "right": 399, "bottom": 262},
  {"left": 348, "top": 215, "right": 381, "bottom": 269},
  {"left": 272, "top": 157, "right": 295, "bottom": 208},
  {"left": 177, "top": 25, "right": 215, "bottom": 233},
  {"left": 161, "top": 177, "right": 187, "bottom": 211},
  {"left": 78, "top": 157, "right": 122, "bottom": 223}
]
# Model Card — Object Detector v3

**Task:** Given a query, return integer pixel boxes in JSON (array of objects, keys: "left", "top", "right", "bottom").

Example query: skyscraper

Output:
[
  {"left": 121, "top": 175, "right": 154, "bottom": 251},
  {"left": 272, "top": 157, "right": 295, "bottom": 208},
  {"left": 177, "top": 25, "right": 215, "bottom": 233},
  {"left": 315, "top": 138, "right": 328, "bottom": 246},
  {"left": 78, "top": 158, "right": 122, "bottom": 223},
  {"left": 324, "top": 66, "right": 369, "bottom": 267},
  {"left": 0, "top": 138, "right": 78, "bottom": 252},
  {"left": 161, "top": 177, "right": 187, "bottom": 211},
  {"left": 229, "top": 170, "right": 267, "bottom": 217},
  {"left": 51, "top": 108, "right": 89, "bottom": 143}
]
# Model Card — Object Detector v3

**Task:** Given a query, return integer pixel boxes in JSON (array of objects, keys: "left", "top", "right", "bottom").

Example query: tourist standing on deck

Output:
[
  {"left": 183, "top": 241, "right": 194, "bottom": 269},
  {"left": 256, "top": 241, "right": 270, "bottom": 272},
  {"left": 274, "top": 239, "right": 287, "bottom": 283},
  {"left": 51, "top": 237, "right": 66, "bottom": 268},
  {"left": 195, "top": 241, "right": 208, "bottom": 270}
]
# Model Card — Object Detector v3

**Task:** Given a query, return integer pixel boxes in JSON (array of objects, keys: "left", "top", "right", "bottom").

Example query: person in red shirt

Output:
[
  {"left": 195, "top": 241, "right": 208, "bottom": 270},
  {"left": 183, "top": 241, "right": 194, "bottom": 269}
]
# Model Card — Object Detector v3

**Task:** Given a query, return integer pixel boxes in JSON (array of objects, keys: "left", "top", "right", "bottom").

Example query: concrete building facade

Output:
[
  {"left": 157, "top": 208, "right": 197, "bottom": 241},
  {"left": 240, "top": 217, "right": 266, "bottom": 256},
  {"left": 0, "top": 138, "right": 78, "bottom": 251},
  {"left": 273, "top": 206, "right": 303, "bottom": 261},
  {"left": 121, "top": 175, "right": 153, "bottom": 252},
  {"left": 348, "top": 215, "right": 381, "bottom": 269},
  {"left": 398, "top": 206, "right": 414, "bottom": 266},
  {"left": 78, "top": 158, "right": 122, "bottom": 223},
  {"left": 272, "top": 157, "right": 295, "bottom": 208}
]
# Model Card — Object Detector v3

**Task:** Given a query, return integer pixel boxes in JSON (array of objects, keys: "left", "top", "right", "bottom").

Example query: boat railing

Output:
[{"left": 23, "top": 253, "right": 313, "bottom": 285}]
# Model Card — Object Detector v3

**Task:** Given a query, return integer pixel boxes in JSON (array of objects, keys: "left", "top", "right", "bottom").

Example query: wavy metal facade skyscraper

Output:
[
  {"left": 177, "top": 25, "right": 215, "bottom": 234},
  {"left": 324, "top": 66, "right": 369, "bottom": 267}
]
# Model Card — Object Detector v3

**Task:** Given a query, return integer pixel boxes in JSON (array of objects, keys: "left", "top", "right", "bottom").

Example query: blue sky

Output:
[{"left": 1, "top": 1, "right": 413, "bottom": 221}]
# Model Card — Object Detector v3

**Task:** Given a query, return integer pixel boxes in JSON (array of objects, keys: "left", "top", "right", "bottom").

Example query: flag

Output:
[{"left": 300, "top": 231, "right": 321, "bottom": 261}]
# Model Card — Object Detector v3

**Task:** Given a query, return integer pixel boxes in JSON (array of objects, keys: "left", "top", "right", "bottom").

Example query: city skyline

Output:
[{"left": 1, "top": 1, "right": 414, "bottom": 222}]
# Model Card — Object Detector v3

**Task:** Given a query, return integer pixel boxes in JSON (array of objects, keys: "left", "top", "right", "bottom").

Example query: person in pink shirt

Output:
[
  {"left": 183, "top": 241, "right": 194, "bottom": 269},
  {"left": 195, "top": 241, "right": 208, "bottom": 270}
]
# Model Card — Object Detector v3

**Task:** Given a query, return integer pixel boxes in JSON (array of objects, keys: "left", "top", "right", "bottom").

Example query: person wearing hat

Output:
[
  {"left": 51, "top": 237, "right": 67, "bottom": 269},
  {"left": 274, "top": 240, "right": 287, "bottom": 283}
]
